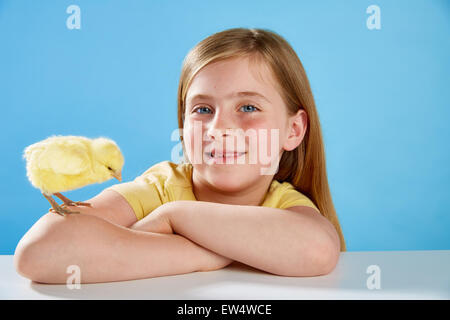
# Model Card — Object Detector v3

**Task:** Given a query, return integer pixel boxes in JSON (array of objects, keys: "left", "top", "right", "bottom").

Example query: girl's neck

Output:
[{"left": 191, "top": 170, "right": 275, "bottom": 207}]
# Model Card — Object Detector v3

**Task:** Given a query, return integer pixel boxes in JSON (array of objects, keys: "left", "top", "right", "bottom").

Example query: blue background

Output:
[{"left": 1, "top": 0, "right": 449, "bottom": 254}]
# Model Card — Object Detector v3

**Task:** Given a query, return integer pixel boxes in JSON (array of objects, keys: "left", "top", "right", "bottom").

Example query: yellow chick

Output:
[{"left": 23, "top": 135, "right": 124, "bottom": 216}]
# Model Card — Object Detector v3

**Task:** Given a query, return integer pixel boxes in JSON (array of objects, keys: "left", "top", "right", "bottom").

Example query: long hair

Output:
[{"left": 176, "top": 28, "right": 346, "bottom": 251}]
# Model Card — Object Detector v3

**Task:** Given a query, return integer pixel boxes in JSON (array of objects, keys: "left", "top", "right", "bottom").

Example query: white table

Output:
[{"left": 1, "top": 250, "right": 449, "bottom": 300}]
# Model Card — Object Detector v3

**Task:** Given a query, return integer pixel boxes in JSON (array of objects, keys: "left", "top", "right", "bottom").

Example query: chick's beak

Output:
[{"left": 112, "top": 170, "right": 122, "bottom": 182}]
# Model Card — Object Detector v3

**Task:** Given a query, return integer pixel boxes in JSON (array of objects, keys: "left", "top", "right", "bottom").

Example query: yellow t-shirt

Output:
[{"left": 105, "top": 160, "right": 319, "bottom": 220}]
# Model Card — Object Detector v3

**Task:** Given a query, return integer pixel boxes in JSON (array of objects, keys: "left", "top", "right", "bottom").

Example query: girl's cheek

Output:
[
  {"left": 183, "top": 120, "right": 208, "bottom": 163},
  {"left": 182, "top": 121, "right": 194, "bottom": 156},
  {"left": 245, "top": 119, "right": 282, "bottom": 164}
]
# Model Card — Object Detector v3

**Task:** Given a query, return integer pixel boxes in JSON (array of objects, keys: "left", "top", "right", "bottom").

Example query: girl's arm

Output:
[
  {"left": 63, "top": 188, "right": 139, "bottom": 227},
  {"left": 14, "top": 211, "right": 233, "bottom": 284},
  {"left": 162, "top": 201, "right": 340, "bottom": 277}
]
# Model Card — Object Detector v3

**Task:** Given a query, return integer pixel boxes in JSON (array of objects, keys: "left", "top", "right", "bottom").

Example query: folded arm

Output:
[
  {"left": 14, "top": 190, "right": 232, "bottom": 284},
  {"left": 164, "top": 200, "right": 340, "bottom": 277}
]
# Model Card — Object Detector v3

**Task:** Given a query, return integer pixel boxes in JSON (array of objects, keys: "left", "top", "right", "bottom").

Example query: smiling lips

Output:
[{"left": 205, "top": 149, "right": 247, "bottom": 159}]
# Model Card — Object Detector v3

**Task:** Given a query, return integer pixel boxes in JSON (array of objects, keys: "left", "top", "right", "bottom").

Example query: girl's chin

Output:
[
  {"left": 205, "top": 176, "right": 251, "bottom": 192},
  {"left": 193, "top": 164, "right": 267, "bottom": 192}
]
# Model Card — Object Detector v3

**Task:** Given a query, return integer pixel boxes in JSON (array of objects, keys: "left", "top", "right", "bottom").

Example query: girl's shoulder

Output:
[
  {"left": 262, "top": 179, "right": 318, "bottom": 211},
  {"left": 138, "top": 160, "right": 193, "bottom": 188}
]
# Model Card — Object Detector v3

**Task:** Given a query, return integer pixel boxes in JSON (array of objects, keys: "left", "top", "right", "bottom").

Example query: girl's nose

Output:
[{"left": 206, "top": 113, "right": 235, "bottom": 140}]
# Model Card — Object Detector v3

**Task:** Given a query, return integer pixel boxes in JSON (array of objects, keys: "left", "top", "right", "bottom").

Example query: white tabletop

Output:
[{"left": 1, "top": 250, "right": 449, "bottom": 300}]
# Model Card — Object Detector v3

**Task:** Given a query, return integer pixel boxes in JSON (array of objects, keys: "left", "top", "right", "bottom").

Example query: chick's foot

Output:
[
  {"left": 49, "top": 205, "right": 80, "bottom": 216},
  {"left": 43, "top": 193, "right": 80, "bottom": 216},
  {"left": 54, "top": 192, "right": 92, "bottom": 207}
]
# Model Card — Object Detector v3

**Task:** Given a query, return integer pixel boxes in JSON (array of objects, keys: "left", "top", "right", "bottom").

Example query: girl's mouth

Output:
[{"left": 204, "top": 150, "right": 247, "bottom": 161}]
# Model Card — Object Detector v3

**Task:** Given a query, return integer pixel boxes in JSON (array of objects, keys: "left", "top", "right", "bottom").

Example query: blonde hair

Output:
[{"left": 176, "top": 27, "right": 346, "bottom": 251}]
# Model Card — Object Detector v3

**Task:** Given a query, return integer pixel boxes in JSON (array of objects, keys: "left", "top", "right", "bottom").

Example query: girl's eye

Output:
[
  {"left": 239, "top": 104, "right": 258, "bottom": 112},
  {"left": 192, "top": 104, "right": 259, "bottom": 114},
  {"left": 193, "top": 106, "right": 212, "bottom": 114}
]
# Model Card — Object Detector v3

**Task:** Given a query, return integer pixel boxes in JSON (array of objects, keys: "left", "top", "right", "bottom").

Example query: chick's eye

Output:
[{"left": 107, "top": 166, "right": 112, "bottom": 171}]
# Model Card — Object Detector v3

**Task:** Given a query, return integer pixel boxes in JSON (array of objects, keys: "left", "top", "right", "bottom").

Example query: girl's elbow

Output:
[
  {"left": 14, "top": 239, "right": 54, "bottom": 283},
  {"left": 13, "top": 242, "right": 42, "bottom": 282},
  {"left": 14, "top": 212, "right": 73, "bottom": 283},
  {"left": 14, "top": 240, "right": 33, "bottom": 280},
  {"left": 286, "top": 237, "right": 340, "bottom": 277},
  {"left": 311, "top": 221, "right": 341, "bottom": 276},
  {"left": 311, "top": 237, "right": 340, "bottom": 276}
]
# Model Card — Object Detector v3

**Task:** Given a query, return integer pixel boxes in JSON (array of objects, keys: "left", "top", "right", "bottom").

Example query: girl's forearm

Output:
[
  {"left": 14, "top": 212, "right": 230, "bottom": 284},
  {"left": 167, "top": 201, "right": 335, "bottom": 277}
]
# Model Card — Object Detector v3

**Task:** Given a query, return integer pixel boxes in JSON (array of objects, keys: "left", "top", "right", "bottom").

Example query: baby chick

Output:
[{"left": 23, "top": 135, "right": 124, "bottom": 216}]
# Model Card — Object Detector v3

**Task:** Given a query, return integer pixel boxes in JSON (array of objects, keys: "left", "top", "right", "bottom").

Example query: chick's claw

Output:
[
  {"left": 43, "top": 193, "right": 80, "bottom": 216},
  {"left": 54, "top": 193, "right": 92, "bottom": 207},
  {"left": 61, "top": 201, "right": 92, "bottom": 207},
  {"left": 49, "top": 206, "right": 80, "bottom": 216}
]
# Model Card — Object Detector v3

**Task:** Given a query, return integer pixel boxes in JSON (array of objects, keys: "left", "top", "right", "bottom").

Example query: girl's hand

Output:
[{"left": 129, "top": 202, "right": 174, "bottom": 234}]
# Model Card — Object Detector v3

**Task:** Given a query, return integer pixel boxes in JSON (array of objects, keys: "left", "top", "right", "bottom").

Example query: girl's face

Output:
[{"left": 183, "top": 56, "right": 306, "bottom": 192}]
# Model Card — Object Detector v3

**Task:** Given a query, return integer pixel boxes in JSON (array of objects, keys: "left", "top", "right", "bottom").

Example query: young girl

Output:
[{"left": 14, "top": 28, "right": 346, "bottom": 284}]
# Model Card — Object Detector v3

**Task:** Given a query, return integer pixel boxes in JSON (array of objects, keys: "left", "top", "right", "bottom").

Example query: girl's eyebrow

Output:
[{"left": 187, "top": 91, "right": 271, "bottom": 105}]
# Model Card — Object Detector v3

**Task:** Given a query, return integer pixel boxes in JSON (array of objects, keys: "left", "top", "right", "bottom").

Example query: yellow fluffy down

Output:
[{"left": 23, "top": 135, "right": 124, "bottom": 194}]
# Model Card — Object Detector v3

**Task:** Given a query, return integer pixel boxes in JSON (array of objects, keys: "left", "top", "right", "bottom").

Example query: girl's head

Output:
[{"left": 177, "top": 28, "right": 346, "bottom": 251}]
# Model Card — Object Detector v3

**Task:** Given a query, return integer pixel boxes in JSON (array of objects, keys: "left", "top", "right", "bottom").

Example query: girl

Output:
[{"left": 14, "top": 28, "right": 346, "bottom": 284}]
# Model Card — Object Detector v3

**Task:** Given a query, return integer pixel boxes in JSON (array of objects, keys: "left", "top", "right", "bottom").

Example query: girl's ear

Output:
[{"left": 282, "top": 109, "right": 307, "bottom": 151}]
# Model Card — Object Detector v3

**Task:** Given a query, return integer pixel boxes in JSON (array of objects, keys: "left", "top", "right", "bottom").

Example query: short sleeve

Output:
[
  {"left": 277, "top": 188, "right": 319, "bottom": 211},
  {"left": 261, "top": 180, "right": 320, "bottom": 213},
  {"left": 105, "top": 175, "right": 167, "bottom": 221}
]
